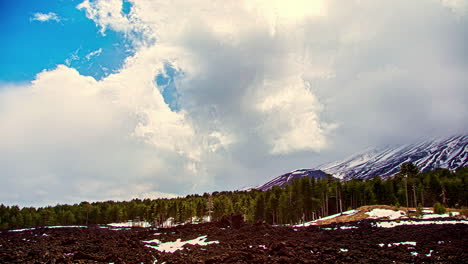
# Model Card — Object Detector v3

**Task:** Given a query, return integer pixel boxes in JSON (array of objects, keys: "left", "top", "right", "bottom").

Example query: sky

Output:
[{"left": 0, "top": 0, "right": 467, "bottom": 207}]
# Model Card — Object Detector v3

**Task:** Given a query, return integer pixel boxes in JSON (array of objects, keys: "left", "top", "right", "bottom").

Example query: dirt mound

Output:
[{"left": 1, "top": 219, "right": 466, "bottom": 263}]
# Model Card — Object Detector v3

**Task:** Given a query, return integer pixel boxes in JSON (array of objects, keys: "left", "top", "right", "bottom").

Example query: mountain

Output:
[
  {"left": 256, "top": 169, "right": 327, "bottom": 191},
  {"left": 256, "top": 134, "right": 467, "bottom": 190},
  {"left": 317, "top": 134, "right": 467, "bottom": 179}
]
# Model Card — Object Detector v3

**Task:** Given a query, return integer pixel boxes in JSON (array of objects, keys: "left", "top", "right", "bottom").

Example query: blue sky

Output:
[{"left": 0, "top": 0, "right": 133, "bottom": 82}]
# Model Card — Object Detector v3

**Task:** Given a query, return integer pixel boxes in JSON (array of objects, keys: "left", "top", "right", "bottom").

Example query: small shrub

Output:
[
  {"left": 433, "top": 202, "right": 446, "bottom": 214},
  {"left": 394, "top": 202, "right": 400, "bottom": 210},
  {"left": 461, "top": 206, "right": 468, "bottom": 218},
  {"left": 416, "top": 203, "right": 423, "bottom": 218}
]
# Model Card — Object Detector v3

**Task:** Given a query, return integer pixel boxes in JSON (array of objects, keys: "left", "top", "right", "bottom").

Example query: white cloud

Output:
[
  {"left": 85, "top": 48, "right": 103, "bottom": 60},
  {"left": 0, "top": 64, "right": 200, "bottom": 206},
  {"left": 64, "top": 49, "right": 80, "bottom": 66},
  {"left": 77, "top": 0, "right": 151, "bottom": 43},
  {"left": 439, "top": 0, "right": 468, "bottom": 16},
  {"left": 31, "top": 12, "right": 61, "bottom": 22},
  {"left": 256, "top": 76, "right": 334, "bottom": 154},
  {"left": 2, "top": 0, "right": 467, "bottom": 206}
]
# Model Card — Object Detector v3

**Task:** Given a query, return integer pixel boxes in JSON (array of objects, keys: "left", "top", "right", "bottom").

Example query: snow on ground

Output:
[
  {"left": 8, "top": 226, "right": 86, "bottom": 232},
  {"left": 107, "top": 221, "right": 152, "bottom": 228},
  {"left": 143, "top": 238, "right": 162, "bottom": 244},
  {"left": 322, "top": 226, "right": 359, "bottom": 230},
  {"left": 422, "top": 212, "right": 459, "bottom": 219},
  {"left": 378, "top": 241, "right": 417, "bottom": 247},
  {"left": 143, "top": 235, "right": 219, "bottom": 253},
  {"left": 338, "top": 226, "right": 359, "bottom": 230},
  {"left": 374, "top": 219, "right": 468, "bottom": 228},
  {"left": 294, "top": 209, "right": 358, "bottom": 227},
  {"left": 366, "top": 209, "right": 406, "bottom": 220}
]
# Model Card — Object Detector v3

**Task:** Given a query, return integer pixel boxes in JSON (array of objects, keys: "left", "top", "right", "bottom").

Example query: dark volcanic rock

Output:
[{"left": 1, "top": 219, "right": 466, "bottom": 263}]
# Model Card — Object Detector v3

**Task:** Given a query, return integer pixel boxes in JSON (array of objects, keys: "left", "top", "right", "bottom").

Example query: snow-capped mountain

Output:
[
  {"left": 256, "top": 135, "right": 467, "bottom": 190},
  {"left": 256, "top": 169, "right": 327, "bottom": 191},
  {"left": 317, "top": 134, "right": 467, "bottom": 179}
]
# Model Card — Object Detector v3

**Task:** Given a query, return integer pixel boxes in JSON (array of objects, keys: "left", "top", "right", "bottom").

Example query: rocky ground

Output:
[{"left": 0, "top": 218, "right": 466, "bottom": 263}]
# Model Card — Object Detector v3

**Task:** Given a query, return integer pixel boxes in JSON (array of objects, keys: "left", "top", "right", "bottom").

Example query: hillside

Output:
[
  {"left": 317, "top": 134, "right": 467, "bottom": 179},
  {"left": 256, "top": 169, "right": 327, "bottom": 191}
]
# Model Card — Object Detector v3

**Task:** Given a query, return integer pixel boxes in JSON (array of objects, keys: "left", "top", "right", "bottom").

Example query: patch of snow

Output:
[
  {"left": 422, "top": 212, "right": 459, "bottom": 219},
  {"left": 106, "top": 222, "right": 132, "bottom": 227},
  {"left": 437, "top": 241, "right": 444, "bottom": 244},
  {"left": 259, "top": 245, "right": 267, "bottom": 249},
  {"left": 340, "top": 248, "right": 348, "bottom": 252},
  {"left": 294, "top": 209, "right": 358, "bottom": 227},
  {"left": 322, "top": 226, "right": 358, "bottom": 230},
  {"left": 143, "top": 238, "right": 162, "bottom": 244},
  {"left": 8, "top": 226, "right": 86, "bottom": 232},
  {"left": 143, "top": 235, "right": 219, "bottom": 253},
  {"left": 378, "top": 243, "right": 385, "bottom": 247},
  {"left": 48, "top": 225, "right": 87, "bottom": 229},
  {"left": 410, "top": 252, "right": 418, "bottom": 257},
  {"left": 366, "top": 209, "right": 405, "bottom": 220},
  {"left": 374, "top": 220, "right": 468, "bottom": 228},
  {"left": 426, "top": 250, "right": 434, "bottom": 257},
  {"left": 388, "top": 241, "right": 417, "bottom": 247},
  {"left": 107, "top": 221, "right": 151, "bottom": 228},
  {"left": 8, "top": 228, "right": 36, "bottom": 232},
  {"left": 339, "top": 226, "right": 358, "bottom": 230}
]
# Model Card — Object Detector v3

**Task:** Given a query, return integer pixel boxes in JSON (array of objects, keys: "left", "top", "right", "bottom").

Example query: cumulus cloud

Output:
[
  {"left": 31, "top": 12, "right": 61, "bottom": 22},
  {"left": 0, "top": 64, "right": 198, "bottom": 206},
  {"left": 77, "top": 0, "right": 151, "bottom": 43},
  {"left": 2, "top": 0, "right": 467, "bottom": 206}
]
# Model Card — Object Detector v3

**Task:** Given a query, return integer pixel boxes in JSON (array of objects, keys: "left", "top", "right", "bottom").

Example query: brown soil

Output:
[
  {"left": 1, "top": 219, "right": 466, "bottom": 263},
  {"left": 315, "top": 205, "right": 464, "bottom": 225}
]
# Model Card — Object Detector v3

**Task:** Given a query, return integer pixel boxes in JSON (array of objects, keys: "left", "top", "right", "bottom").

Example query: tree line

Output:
[{"left": 1, "top": 164, "right": 466, "bottom": 230}]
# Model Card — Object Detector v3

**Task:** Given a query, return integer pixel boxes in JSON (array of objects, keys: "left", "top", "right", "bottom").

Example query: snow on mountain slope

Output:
[
  {"left": 256, "top": 169, "right": 327, "bottom": 191},
  {"left": 255, "top": 135, "right": 467, "bottom": 191},
  {"left": 317, "top": 134, "right": 467, "bottom": 179}
]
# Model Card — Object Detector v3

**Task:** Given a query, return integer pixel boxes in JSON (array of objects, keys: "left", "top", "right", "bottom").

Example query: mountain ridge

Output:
[
  {"left": 255, "top": 134, "right": 467, "bottom": 191},
  {"left": 318, "top": 134, "right": 467, "bottom": 179},
  {"left": 255, "top": 169, "right": 328, "bottom": 191}
]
